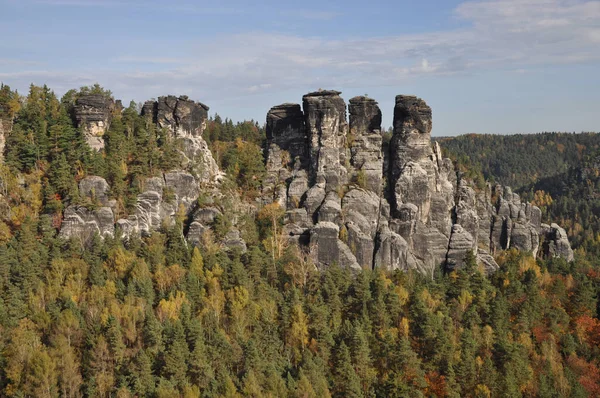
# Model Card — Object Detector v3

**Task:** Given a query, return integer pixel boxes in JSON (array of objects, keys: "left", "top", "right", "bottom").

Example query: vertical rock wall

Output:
[
  {"left": 262, "top": 90, "right": 575, "bottom": 276},
  {"left": 73, "top": 94, "right": 116, "bottom": 151}
]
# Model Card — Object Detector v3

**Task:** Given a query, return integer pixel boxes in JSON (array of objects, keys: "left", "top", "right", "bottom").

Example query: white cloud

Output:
[{"left": 3, "top": 0, "right": 600, "bottom": 106}]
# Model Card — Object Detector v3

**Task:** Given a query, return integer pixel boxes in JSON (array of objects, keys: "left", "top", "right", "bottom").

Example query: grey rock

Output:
[
  {"left": 164, "top": 170, "right": 200, "bottom": 211},
  {"left": 78, "top": 176, "right": 113, "bottom": 207},
  {"left": 446, "top": 224, "right": 475, "bottom": 271},
  {"left": 303, "top": 90, "right": 349, "bottom": 191},
  {"left": 74, "top": 94, "right": 116, "bottom": 151},
  {"left": 266, "top": 103, "right": 307, "bottom": 165},
  {"left": 342, "top": 189, "right": 381, "bottom": 237},
  {"left": 59, "top": 205, "right": 115, "bottom": 241},
  {"left": 258, "top": 90, "right": 575, "bottom": 275},
  {"left": 477, "top": 251, "right": 499, "bottom": 274},
  {"left": 346, "top": 223, "right": 374, "bottom": 269},
  {"left": 0, "top": 117, "right": 11, "bottom": 161},
  {"left": 374, "top": 225, "right": 418, "bottom": 271},
  {"left": 304, "top": 183, "right": 326, "bottom": 222},
  {"left": 193, "top": 207, "right": 221, "bottom": 225},
  {"left": 318, "top": 193, "right": 342, "bottom": 225},
  {"left": 287, "top": 172, "right": 309, "bottom": 209},
  {"left": 348, "top": 96, "right": 383, "bottom": 191},
  {"left": 390, "top": 95, "right": 433, "bottom": 179},
  {"left": 541, "top": 223, "right": 574, "bottom": 261},
  {"left": 187, "top": 222, "right": 210, "bottom": 246},
  {"left": 310, "top": 221, "right": 361, "bottom": 270},
  {"left": 144, "top": 96, "right": 222, "bottom": 184},
  {"left": 222, "top": 229, "right": 247, "bottom": 253}
]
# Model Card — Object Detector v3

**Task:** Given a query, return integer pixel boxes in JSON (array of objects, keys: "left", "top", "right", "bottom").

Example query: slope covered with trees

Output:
[
  {"left": 437, "top": 133, "right": 600, "bottom": 190},
  {"left": 0, "top": 84, "right": 598, "bottom": 397}
]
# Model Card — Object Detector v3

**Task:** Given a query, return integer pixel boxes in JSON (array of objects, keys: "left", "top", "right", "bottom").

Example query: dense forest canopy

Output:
[{"left": 0, "top": 83, "right": 598, "bottom": 397}]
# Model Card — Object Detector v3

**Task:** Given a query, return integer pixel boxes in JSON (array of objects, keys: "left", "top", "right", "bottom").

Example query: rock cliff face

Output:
[
  {"left": 60, "top": 89, "right": 573, "bottom": 276},
  {"left": 73, "top": 94, "right": 117, "bottom": 151},
  {"left": 263, "top": 91, "right": 574, "bottom": 276},
  {"left": 142, "top": 96, "right": 223, "bottom": 183}
]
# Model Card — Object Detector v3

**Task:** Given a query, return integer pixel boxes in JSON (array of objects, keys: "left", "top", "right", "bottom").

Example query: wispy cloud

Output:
[{"left": 3, "top": 0, "right": 600, "bottom": 103}]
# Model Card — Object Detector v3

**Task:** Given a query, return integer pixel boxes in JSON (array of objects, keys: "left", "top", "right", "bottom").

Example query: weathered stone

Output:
[
  {"left": 304, "top": 183, "right": 326, "bottom": 222},
  {"left": 59, "top": 205, "right": 115, "bottom": 241},
  {"left": 187, "top": 222, "right": 210, "bottom": 246},
  {"left": 541, "top": 223, "right": 574, "bottom": 261},
  {"left": 266, "top": 103, "right": 307, "bottom": 164},
  {"left": 143, "top": 96, "right": 222, "bottom": 184},
  {"left": 78, "top": 176, "right": 113, "bottom": 207},
  {"left": 318, "top": 192, "right": 342, "bottom": 225},
  {"left": 302, "top": 90, "right": 348, "bottom": 191},
  {"left": 346, "top": 223, "right": 374, "bottom": 269},
  {"left": 74, "top": 94, "right": 116, "bottom": 151},
  {"left": 193, "top": 207, "right": 221, "bottom": 226},
  {"left": 348, "top": 96, "right": 383, "bottom": 192},
  {"left": 287, "top": 172, "right": 309, "bottom": 209},
  {"left": 374, "top": 225, "right": 418, "bottom": 271},
  {"left": 258, "top": 90, "right": 574, "bottom": 275},
  {"left": 222, "top": 229, "right": 247, "bottom": 253},
  {"left": 0, "top": 117, "right": 11, "bottom": 161},
  {"left": 446, "top": 224, "right": 475, "bottom": 270},
  {"left": 477, "top": 251, "right": 499, "bottom": 274},
  {"left": 342, "top": 189, "right": 381, "bottom": 238},
  {"left": 390, "top": 95, "right": 433, "bottom": 177},
  {"left": 164, "top": 170, "right": 200, "bottom": 212}
]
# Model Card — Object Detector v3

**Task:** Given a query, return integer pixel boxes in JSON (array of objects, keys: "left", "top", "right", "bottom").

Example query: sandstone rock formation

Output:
[
  {"left": 62, "top": 95, "right": 224, "bottom": 244},
  {"left": 142, "top": 96, "right": 223, "bottom": 183},
  {"left": 262, "top": 91, "right": 574, "bottom": 276},
  {"left": 74, "top": 94, "right": 117, "bottom": 151}
]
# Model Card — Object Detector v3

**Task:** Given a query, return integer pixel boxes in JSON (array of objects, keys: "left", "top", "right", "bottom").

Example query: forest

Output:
[{"left": 0, "top": 83, "right": 599, "bottom": 397}]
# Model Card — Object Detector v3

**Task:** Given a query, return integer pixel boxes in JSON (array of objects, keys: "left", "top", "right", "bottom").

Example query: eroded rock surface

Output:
[
  {"left": 74, "top": 94, "right": 116, "bottom": 151},
  {"left": 62, "top": 95, "right": 225, "bottom": 243},
  {"left": 261, "top": 90, "right": 574, "bottom": 276},
  {"left": 143, "top": 95, "right": 223, "bottom": 183}
]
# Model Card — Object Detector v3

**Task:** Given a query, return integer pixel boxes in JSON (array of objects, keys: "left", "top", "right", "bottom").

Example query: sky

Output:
[{"left": 0, "top": 0, "right": 599, "bottom": 136}]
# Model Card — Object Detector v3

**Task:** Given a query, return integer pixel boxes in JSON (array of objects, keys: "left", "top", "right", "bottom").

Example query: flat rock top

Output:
[
  {"left": 303, "top": 90, "right": 342, "bottom": 98},
  {"left": 349, "top": 96, "right": 378, "bottom": 104},
  {"left": 269, "top": 103, "right": 302, "bottom": 111},
  {"left": 76, "top": 94, "right": 113, "bottom": 109},
  {"left": 157, "top": 95, "right": 210, "bottom": 111}
]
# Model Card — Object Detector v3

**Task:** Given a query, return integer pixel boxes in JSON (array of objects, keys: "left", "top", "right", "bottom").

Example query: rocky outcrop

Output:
[
  {"left": 261, "top": 91, "right": 574, "bottom": 276},
  {"left": 59, "top": 205, "right": 115, "bottom": 241},
  {"left": 62, "top": 94, "right": 226, "bottom": 243},
  {"left": 142, "top": 96, "right": 223, "bottom": 184},
  {"left": 263, "top": 103, "right": 307, "bottom": 207},
  {"left": 59, "top": 176, "right": 116, "bottom": 241},
  {"left": 303, "top": 90, "right": 349, "bottom": 191},
  {"left": 348, "top": 96, "right": 383, "bottom": 192},
  {"left": 74, "top": 94, "right": 116, "bottom": 151},
  {"left": 0, "top": 117, "right": 11, "bottom": 160},
  {"left": 115, "top": 170, "right": 201, "bottom": 237},
  {"left": 541, "top": 223, "right": 575, "bottom": 262}
]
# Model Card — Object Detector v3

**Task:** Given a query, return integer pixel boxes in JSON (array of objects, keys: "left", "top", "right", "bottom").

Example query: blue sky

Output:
[{"left": 1, "top": 0, "right": 599, "bottom": 135}]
